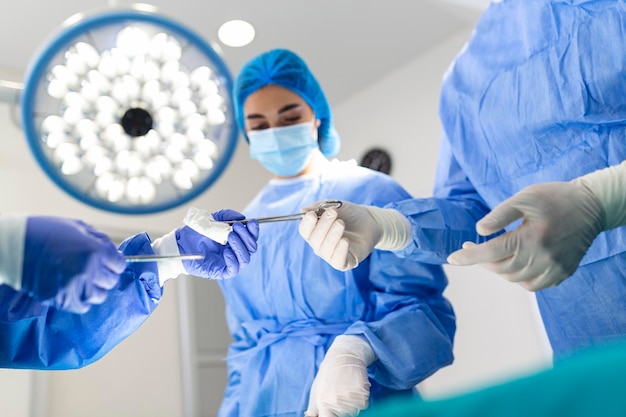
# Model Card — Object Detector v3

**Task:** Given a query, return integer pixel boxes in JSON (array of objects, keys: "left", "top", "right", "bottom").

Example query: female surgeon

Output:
[
  {"left": 298, "top": 0, "right": 626, "bottom": 360},
  {"left": 0, "top": 210, "right": 258, "bottom": 369},
  {"left": 215, "top": 48, "right": 455, "bottom": 417}
]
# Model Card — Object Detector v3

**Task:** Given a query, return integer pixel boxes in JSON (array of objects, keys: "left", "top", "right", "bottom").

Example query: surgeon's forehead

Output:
[{"left": 243, "top": 84, "right": 310, "bottom": 115}]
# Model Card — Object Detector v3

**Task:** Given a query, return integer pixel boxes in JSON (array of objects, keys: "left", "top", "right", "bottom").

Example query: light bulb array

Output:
[{"left": 21, "top": 7, "right": 238, "bottom": 214}]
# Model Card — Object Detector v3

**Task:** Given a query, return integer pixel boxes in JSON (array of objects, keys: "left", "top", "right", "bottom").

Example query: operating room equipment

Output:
[
  {"left": 2, "top": 4, "right": 238, "bottom": 214},
  {"left": 223, "top": 200, "right": 343, "bottom": 224},
  {"left": 124, "top": 254, "right": 204, "bottom": 262},
  {"left": 182, "top": 202, "right": 342, "bottom": 247}
]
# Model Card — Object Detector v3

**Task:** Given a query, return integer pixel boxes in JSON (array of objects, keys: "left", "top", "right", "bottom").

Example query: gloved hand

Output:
[
  {"left": 447, "top": 181, "right": 605, "bottom": 290},
  {"left": 152, "top": 209, "right": 259, "bottom": 285},
  {"left": 298, "top": 201, "right": 411, "bottom": 271},
  {"left": 20, "top": 216, "right": 126, "bottom": 314},
  {"left": 305, "top": 335, "right": 377, "bottom": 417}
]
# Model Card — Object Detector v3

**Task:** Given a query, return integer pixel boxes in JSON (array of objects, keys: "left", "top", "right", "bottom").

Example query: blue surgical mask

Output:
[{"left": 248, "top": 122, "right": 318, "bottom": 177}]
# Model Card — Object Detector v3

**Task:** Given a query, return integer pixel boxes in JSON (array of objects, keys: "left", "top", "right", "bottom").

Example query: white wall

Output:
[
  {"left": 45, "top": 281, "right": 183, "bottom": 417},
  {"left": 0, "top": 369, "right": 32, "bottom": 417},
  {"left": 332, "top": 29, "right": 553, "bottom": 397}
]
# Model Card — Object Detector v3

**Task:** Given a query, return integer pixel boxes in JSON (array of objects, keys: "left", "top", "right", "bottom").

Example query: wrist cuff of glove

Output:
[
  {"left": 366, "top": 207, "right": 412, "bottom": 251},
  {"left": 0, "top": 214, "right": 27, "bottom": 290},
  {"left": 151, "top": 229, "right": 186, "bottom": 286},
  {"left": 332, "top": 335, "right": 377, "bottom": 366},
  {"left": 575, "top": 161, "right": 626, "bottom": 231}
]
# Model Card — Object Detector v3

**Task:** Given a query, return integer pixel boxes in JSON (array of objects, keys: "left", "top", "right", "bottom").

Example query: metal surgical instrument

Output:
[
  {"left": 123, "top": 202, "right": 343, "bottom": 261},
  {"left": 124, "top": 254, "right": 205, "bottom": 263},
  {"left": 222, "top": 200, "right": 343, "bottom": 225}
]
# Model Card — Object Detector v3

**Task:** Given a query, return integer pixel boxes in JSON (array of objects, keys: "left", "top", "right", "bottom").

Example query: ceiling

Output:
[{"left": 0, "top": 0, "right": 487, "bottom": 106}]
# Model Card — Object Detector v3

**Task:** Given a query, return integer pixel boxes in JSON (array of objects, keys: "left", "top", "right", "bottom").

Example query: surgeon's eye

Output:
[
  {"left": 279, "top": 112, "right": 303, "bottom": 125},
  {"left": 248, "top": 123, "right": 269, "bottom": 131}
]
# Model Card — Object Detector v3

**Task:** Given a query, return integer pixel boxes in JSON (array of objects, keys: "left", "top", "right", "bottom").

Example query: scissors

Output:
[{"left": 221, "top": 200, "right": 343, "bottom": 225}]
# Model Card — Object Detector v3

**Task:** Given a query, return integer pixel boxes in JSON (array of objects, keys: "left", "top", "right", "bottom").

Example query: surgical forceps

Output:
[
  {"left": 124, "top": 254, "right": 205, "bottom": 263},
  {"left": 123, "top": 202, "right": 343, "bottom": 261},
  {"left": 222, "top": 200, "right": 343, "bottom": 225}
]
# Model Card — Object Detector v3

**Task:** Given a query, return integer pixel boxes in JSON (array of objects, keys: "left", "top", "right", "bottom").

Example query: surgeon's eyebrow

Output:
[
  {"left": 278, "top": 103, "right": 301, "bottom": 114},
  {"left": 246, "top": 103, "right": 302, "bottom": 120}
]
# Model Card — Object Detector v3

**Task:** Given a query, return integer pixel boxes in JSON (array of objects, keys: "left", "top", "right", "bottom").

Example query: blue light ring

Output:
[{"left": 20, "top": 7, "right": 238, "bottom": 215}]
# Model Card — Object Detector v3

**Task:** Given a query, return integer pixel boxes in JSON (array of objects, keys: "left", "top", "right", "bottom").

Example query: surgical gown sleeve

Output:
[
  {"left": 388, "top": 133, "right": 492, "bottom": 263},
  {"left": 344, "top": 240, "right": 456, "bottom": 390},
  {"left": 0, "top": 232, "right": 162, "bottom": 370}
]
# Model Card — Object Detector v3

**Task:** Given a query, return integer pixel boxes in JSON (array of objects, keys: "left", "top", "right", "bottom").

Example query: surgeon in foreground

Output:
[
  {"left": 299, "top": 0, "right": 626, "bottom": 359},
  {"left": 0, "top": 210, "right": 258, "bottom": 369}
]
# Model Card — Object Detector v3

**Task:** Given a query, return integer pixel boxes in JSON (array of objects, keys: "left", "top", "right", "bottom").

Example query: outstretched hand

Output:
[{"left": 447, "top": 181, "right": 605, "bottom": 290}]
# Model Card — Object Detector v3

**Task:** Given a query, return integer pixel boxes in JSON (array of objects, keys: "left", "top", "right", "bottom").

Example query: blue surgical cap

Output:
[{"left": 233, "top": 48, "right": 341, "bottom": 158}]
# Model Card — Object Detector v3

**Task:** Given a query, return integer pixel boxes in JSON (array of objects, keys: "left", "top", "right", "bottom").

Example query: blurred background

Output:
[{"left": 0, "top": 1, "right": 553, "bottom": 416}]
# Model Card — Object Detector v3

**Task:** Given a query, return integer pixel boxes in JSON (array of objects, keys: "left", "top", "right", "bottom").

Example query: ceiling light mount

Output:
[{"left": 217, "top": 19, "right": 255, "bottom": 48}]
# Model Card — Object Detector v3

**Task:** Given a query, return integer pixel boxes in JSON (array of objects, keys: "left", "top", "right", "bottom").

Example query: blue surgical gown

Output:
[
  {"left": 217, "top": 160, "right": 455, "bottom": 417},
  {"left": 388, "top": 0, "right": 626, "bottom": 357},
  {"left": 0, "top": 233, "right": 161, "bottom": 369}
]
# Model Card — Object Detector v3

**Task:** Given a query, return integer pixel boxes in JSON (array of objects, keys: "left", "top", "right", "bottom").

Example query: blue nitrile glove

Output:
[
  {"left": 181, "top": 209, "right": 260, "bottom": 279},
  {"left": 20, "top": 216, "right": 127, "bottom": 314},
  {"left": 151, "top": 209, "right": 259, "bottom": 284}
]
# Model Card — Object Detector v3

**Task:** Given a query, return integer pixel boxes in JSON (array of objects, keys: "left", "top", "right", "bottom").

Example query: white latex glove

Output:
[
  {"left": 299, "top": 201, "right": 411, "bottom": 271},
  {"left": 447, "top": 180, "right": 605, "bottom": 290},
  {"left": 305, "top": 335, "right": 377, "bottom": 417},
  {"left": 576, "top": 160, "right": 626, "bottom": 230}
]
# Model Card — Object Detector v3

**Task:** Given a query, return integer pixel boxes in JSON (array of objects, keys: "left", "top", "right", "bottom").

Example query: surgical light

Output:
[{"left": 17, "top": 4, "right": 238, "bottom": 214}]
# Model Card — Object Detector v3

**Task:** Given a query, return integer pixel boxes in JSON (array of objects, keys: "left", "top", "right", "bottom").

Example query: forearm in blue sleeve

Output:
[
  {"left": 345, "top": 251, "right": 456, "bottom": 389},
  {"left": 0, "top": 232, "right": 162, "bottom": 370},
  {"left": 389, "top": 131, "right": 493, "bottom": 263},
  {"left": 388, "top": 196, "right": 490, "bottom": 263}
]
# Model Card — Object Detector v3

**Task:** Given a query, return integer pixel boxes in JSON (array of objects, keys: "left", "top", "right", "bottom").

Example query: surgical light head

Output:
[
  {"left": 19, "top": 5, "right": 238, "bottom": 214},
  {"left": 233, "top": 48, "right": 340, "bottom": 158}
]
